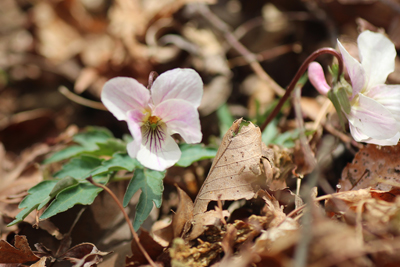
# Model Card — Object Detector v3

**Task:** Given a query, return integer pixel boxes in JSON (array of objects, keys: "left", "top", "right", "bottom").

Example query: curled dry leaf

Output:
[
  {"left": 0, "top": 235, "right": 39, "bottom": 264},
  {"left": 172, "top": 186, "right": 194, "bottom": 239},
  {"left": 340, "top": 143, "right": 400, "bottom": 191},
  {"left": 62, "top": 243, "right": 111, "bottom": 267},
  {"left": 187, "top": 118, "right": 265, "bottom": 239},
  {"left": 264, "top": 144, "right": 295, "bottom": 191}
]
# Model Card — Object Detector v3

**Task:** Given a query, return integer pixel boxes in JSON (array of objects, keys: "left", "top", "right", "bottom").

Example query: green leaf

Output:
[
  {"left": 90, "top": 153, "right": 140, "bottom": 176},
  {"left": 8, "top": 180, "right": 60, "bottom": 226},
  {"left": 54, "top": 155, "right": 103, "bottom": 180},
  {"left": 217, "top": 103, "right": 234, "bottom": 137},
  {"left": 262, "top": 118, "right": 279, "bottom": 144},
  {"left": 89, "top": 139, "right": 127, "bottom": 156},
  {"left": 123, "top": 169, "right": 166, "bottom": 231},
  {"left": 44, "top": 127, "right": 115, "bottom": 164},
  {"left": 49, "top": 177, "right": 79, "bottom": 198},
  {"left": 175, "top": 144, "right": 217, "bottom": 167},
  {"left": 40, "top": 182, "right": 103, "bottom": 220}
]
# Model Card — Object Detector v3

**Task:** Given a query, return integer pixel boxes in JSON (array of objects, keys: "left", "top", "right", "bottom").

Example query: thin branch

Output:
[
  {"left": 292, "top": 83, "right": 317, "bottom": 171},
  {"left": 87, "top": 177, "right": 158, "bottom": 267},
  {"left": 58, "top": 86, "right": 108, "bottom": 111},
  {"left": 195, "top": 4, "right": 286, "bottom": 96},
  {"left": 228, "top": 43, "right": 301, "bottom": 68}
]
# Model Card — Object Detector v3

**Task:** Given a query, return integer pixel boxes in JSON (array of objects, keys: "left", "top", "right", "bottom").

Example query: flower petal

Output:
[
  {"left": 346, "top": 93, "right": 400, "bottom": 139},
  {"left": 350, "top": 124, "right": 400, "bottom": 145},
  {"left": 308, "top": 62, "right": 331, "bottom": 95},
  {"left": 349, "top": 123, "right": 370, "bottom": 142},
  {"left": 363, "top": 133, "right": 400, "bottom": 146},
  {"left": 101, "top": 77, "right": 150, "bottom": 121},
  {"left": 151, "top": 68, "right": 203, "bottom": 108},
  {"left": 337, "top": 39, "right": 365, "bottom": 99},
  {"left": 136, "top": 134, "right": 181, "bottom": 171},
  {"left": 366, "top": 84, "right": 400, "bottom": 119},
  {"left": 357, "top": 30, "right": 396, "bottom": 90},
  {"left": 126, "top": 110, "right": 146, "bottom": 158},
  {"left": 153, "top": 99, "right": 202, "bottom": 144}
]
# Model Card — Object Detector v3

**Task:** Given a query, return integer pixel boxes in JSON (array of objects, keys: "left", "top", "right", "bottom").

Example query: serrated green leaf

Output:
[
  {"left": 88, "top": 139, "right": 127, "bottom": 156},
  {"left": 40, "top": 182, "right": 103, "bottom": 220},
  {"left": 44, "top": 127, "right": 115, "bottom": 164},
  {"left": 8, "top": 180, "right": 60, "bottom": 226},
  {"left": 175, "top": 144, "right": 217, "bottom": 167},
  {"left": 90, "top": 153, "right": 140, "bottom": 176},
  {"left": 73, "top": 127, "right": 113, "bottom": 148},
  {"left": 123, "top": 169, "right": 165, "bottom": 231},
  {"left": 43, "top": 146, "right": 87, "bottom": 164},
  {"left": 54, "top": 155, "right": 103, "bottom": 180},
  {"left": 49, "top": 177, "right": 79, "bottom": 198}
]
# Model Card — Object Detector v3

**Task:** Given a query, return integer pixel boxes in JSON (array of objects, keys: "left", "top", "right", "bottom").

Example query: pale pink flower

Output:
[
  {"left": 101, "top": 68, "right": 203, "bottom": 171},
  {"left": 308, "top": 31, "right": 400, "bottom": 146}
]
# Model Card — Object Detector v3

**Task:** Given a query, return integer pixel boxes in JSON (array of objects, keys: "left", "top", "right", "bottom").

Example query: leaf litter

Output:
[{"left": 2, "top": 0, "right": 400, "bottom": 266}]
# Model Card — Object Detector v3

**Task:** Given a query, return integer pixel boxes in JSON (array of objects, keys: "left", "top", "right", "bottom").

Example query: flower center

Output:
[{"left": 142, "top": 116, "right": 166, "bottom": 153}]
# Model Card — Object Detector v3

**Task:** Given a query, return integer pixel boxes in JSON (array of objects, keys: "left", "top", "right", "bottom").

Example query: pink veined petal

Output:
[
  {"left": 126, "top": 110, "right": 146, "bottom": 158},
  {"left": 346, "top": 93, "right": 400, "bottom": 140},
  {"left": 337, "top": 39, "right": 366, "bottom": 99},
  {"left": 308, "top": 62, "right": 331, "bottom": 95},
  {"left": 101, "top": 77, "right": 150, "bottom": 121},
  {"left": 348, "top": 123, "right": 370, "bottom": 142},
  {"left": 350, "top": 123, "right": 400, "bottom": 145},
  {"left": 362, "top": 132, "right": 400, "bottom": 146},
  {"left": 136, "top": 134, "right": 181, "bottom": 171},
  {"left": 153, "top": 99, "right": 202, "bottom": 144},
  {"left": 357, "top": 30, "right": 396, "bottom": 90},
  {"left": 366, "top": 84, "right": 400, "bottom": 119},
  {"left": 151, "top": 68, "right": 203, "bottom": 108}
]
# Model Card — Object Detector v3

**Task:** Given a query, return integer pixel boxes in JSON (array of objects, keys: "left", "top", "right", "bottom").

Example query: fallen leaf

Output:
[
  {"left": 62, "top": 243, "right": 111, "bottom": 267},
  {"left": 126, "top": 229, "right": 164, "bottom": 266},
  {"left": 340, "top": 143, "right": 400, "bottom": 191},
  {"left": 172, "top": 186, "right": 194, "bottom": 239},
  {"left": 30, "top": 257, "right": 47, "bottom": 267},
  {"left": 0, "top": 235, "right": 39, "bottom": 263},
  {"left": 188, "top": 119, "right": 265, "bottom": 239}
]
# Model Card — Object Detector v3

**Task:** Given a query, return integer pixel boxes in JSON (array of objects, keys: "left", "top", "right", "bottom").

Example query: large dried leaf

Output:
[
  {"left": 340, "top": 143, "right": 400, "bottom": 191},
  {"left": 188, "top": 119, "right": 264, "bottom": 239},
  {"left": 0, "top": 235, "right": 39, "bottom": 263}
]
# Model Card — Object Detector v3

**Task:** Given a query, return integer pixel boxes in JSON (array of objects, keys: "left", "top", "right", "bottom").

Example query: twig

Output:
[
  {"left": 58, "top": 86, "right": 108, "bottom": 111},
  {"left": 86, "top": 177, "right": 158, "bottom": 267},
  {"left": 228, "top": 43, "right": 301, "bottom": 68},
  {"left": 259, "top": 47, "right": 343, "bottom": 132},
  {"left": 195, "top": 4, "right": 286, "bottom": 96},
  {"left": 292, "top": 82, "right": 317, "bottom": 171}
]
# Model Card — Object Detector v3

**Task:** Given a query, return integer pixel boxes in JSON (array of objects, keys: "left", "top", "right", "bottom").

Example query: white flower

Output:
[
  {"left": 309, "top": 31, "right": 400, "bottom": 145},
  {"left": 101, "top": 68, "right": 203, "bottom": 171}
]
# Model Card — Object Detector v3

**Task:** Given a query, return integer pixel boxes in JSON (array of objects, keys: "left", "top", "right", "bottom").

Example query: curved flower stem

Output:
[
  {"left": 86, "top": 177, "right": 158, "bottom": 267},
  {"left": 259, "top": 48, "right": 343, "bottom": 132}
]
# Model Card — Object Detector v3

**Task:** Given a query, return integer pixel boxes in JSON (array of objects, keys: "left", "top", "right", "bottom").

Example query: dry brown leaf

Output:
[
  {"left": 188, "top": 119, "right": 265, "bottom": 239},
  {"left": 172, "top": 186, "right": 194, "bottom": 239},
  {"left": 62, "top": 243, "right": 111, "bottom": 267},
  {"left": 0, "top": 235, "right": 40, "bottom": 264},
  {"left": 340, "top": 143, "right": 400, "bottom": 191},
  {"left": 126, "top": 229, "right": 164, "bottom": 266},
  {"left": 264, "top": 144, "right": 295, "bottom": 191},
  {"left": 30, "top": 257, "right": 47, "bottom": 267}
]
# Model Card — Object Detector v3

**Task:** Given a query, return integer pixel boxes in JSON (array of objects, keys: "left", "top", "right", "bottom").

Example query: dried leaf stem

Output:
[
  {"left": 86, "top": 177, "right": 158, "bottom": 267},
  {"left": 195, "top": 4, "right": 286, "bottom": 96},
  {"left": 260, "top": 47, "right": 343, "bottom": 132},
  {"left": 58, "top": 86, "right": 108, "bottom": 111}
]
